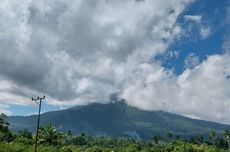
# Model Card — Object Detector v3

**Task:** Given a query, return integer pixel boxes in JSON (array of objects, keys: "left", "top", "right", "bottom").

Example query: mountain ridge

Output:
[{"left": 8, "top": 101, "right": 230, "bottom": 139}]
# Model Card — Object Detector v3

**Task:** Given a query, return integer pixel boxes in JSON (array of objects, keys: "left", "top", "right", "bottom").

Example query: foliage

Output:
[
  {"left": 0, "top": 113, "right": 9, "bottom": 133},
  {"left": 39, "top": 123, "right": 59, "bottom": 146},
  {"left": 2, "top": 113, "right": 230, "bottom": 151},
  {"left": 14, "top": 129, "right": 33, "bottom": 145},
  {"left": 0, "top": 113, "right": 14, "bottom": 142}
]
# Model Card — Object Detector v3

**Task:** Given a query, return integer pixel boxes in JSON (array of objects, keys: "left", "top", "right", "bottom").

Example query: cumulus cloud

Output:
[
  {"left": 122, "top": 54, "right": 230, "bottom": 124},
  {"left": 0, "top": 0, "right": 191, "bottom": 106},
  {"left": 1, "top": 0, "right": 230, "bottom": 124}
]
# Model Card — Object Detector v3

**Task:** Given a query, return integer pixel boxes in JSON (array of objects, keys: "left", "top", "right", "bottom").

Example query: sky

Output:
[{"left": 0, "top": 0, "right": 230, "bottom": 124}]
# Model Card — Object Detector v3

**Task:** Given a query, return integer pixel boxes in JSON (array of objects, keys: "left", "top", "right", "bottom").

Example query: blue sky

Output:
[
  {"left": 0, "top": 0, "right": 230, "bottom": 124},
  {"left": 9, "top": 102, "right": 61, "bottom": 116},
  {"left": 158, "top": 0, "right": 229, "bottom": 74}
]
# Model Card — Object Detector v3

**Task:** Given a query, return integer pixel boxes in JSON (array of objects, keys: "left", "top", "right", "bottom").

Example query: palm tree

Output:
[
  {"left": 224, "top": 130, "right": 230, "bottom": 149},
  {"left": 209, "top": 130, "right": 216, "bottom": 145},
  {"left": 39, "top": 123, "right": 58, "bottom": 146}
]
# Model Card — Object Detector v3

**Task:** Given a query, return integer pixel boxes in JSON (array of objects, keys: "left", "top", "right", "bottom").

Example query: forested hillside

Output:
[{"left": 8, "top": 102, "right": 230, "bottom": 139}]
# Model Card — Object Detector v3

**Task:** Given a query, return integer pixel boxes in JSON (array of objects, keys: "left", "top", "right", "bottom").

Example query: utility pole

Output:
[{"left": 32, "top": 96, "right": 45, "bottom": 152}]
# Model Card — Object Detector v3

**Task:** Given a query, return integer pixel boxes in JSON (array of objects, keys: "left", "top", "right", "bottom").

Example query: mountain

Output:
[{"left": 7, "top": 101, "right": 230, "bottom": 139}]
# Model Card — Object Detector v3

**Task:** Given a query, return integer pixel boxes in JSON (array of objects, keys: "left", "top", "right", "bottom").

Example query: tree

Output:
[
  {"left": 190, "top": 134, "right": 203, "bottom": 144},
  {"left": 58, "top": 130, "right": 73, "bottom": 146},
  {"left": 0, "top": 113, "right": 14, "bottom": 142},
  {"left": 18, "top": 129, "right": 32, "bottom": 139},
  {"left": 0, "top": 113, "right": 9, "bottom": 132},
  {"left": 166, "top": 132, "right": 173, "bottom": 142},
  {"left": 209, "top": 130, "right": 216, "bottom": 145},
  {"left": 224, "top": 130, "right": 230, "bottom": 149},
  {"left": 73, "top": 133, "right": 87, "bottom": 146},
  {"left": 39, "top": 123, "right": 59, "bottom": 146},
  {"left": 15, "top": 129, "right": 33, "bottom": 144},
  {"left": 176, "top": 135, "right": 181, "bottom": 140},
  {"left": 152, "top": 135, "right": 161, "bottom": 144},
  {"left": 214, "top": 136, "right": 228, "bottom": 149}
]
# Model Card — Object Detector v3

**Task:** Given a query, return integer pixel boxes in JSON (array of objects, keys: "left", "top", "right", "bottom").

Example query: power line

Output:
[{"left": 32, "top": 96, "right": 45, "bottom": 152}]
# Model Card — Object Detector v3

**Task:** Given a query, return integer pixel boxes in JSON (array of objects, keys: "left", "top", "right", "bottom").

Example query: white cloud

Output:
[
  {"left": 184, "top": 53, "right": 200, "bottom": 69},
  {"left": 177, "top": 54, "right": 230, "bottom": 123},
  {"left": 200, "top": 26, "right": 211, "bottom": 39},
  {"left": 0, "top": 0, "right": 192, "bottom": 109},
  {"left": 184, "top": 14, "right": 211, "bottom": 39},
  {"left": 2, "top": 0, "right": 230, "bottom": 125},
  {"left": 122, "top": 54, "right": 230, "bottom": 124},
  {"left": 184, "top": 15, "right": 202, "bottom": 23}
]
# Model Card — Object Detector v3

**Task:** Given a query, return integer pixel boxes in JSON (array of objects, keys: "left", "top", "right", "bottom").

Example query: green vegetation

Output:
[{"left": 1, "top": 113, "right": 230, "bottom": 152}]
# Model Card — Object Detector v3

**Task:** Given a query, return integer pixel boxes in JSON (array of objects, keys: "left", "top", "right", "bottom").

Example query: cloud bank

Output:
[{"left": 1, "top": 0, "right": 230, "bottom": 124}]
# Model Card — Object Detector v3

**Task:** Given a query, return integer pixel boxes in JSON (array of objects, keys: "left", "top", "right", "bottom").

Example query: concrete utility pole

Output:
[{"left": 32, "top": 96, "right": 45, "bottom": 152}]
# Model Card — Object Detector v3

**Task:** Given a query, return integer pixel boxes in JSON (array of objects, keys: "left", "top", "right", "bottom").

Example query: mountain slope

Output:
[{"left": 8, "top": 102, "right": 230, "bottom": 139}]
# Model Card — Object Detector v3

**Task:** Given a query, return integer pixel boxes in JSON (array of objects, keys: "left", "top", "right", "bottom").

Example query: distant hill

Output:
[{"left": 8, "top": 101, "right": 230, "bottom": 139}]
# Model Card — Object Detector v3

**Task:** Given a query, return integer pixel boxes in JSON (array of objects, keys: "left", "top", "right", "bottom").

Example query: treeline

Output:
[{"left": 1, "top": 113, "right": 230, "bottom": 152}]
